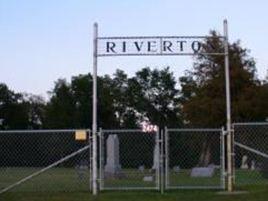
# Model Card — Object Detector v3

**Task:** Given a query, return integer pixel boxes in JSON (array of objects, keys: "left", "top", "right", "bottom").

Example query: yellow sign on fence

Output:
[{"left": 75, "top": 130, "right": 87, "bottom": 141}]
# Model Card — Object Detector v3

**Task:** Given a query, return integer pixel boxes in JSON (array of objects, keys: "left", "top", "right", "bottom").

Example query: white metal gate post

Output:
[
  {"left": 223, "top": 19, "right": 233, "bottom": 192},
  {"left": 89, "top": 130, "right": 92, "bottom": 191},
  {"left": 221, "top": 127, "right": 226, "bottom": 189},
  {"left": 92, "top": 22, "right": 98, "bottom": 195},
  {"left": 164, "top": 127, "right": 169, "bottom": 190},
  {"left": 161, "top": 128, "right": 165, "bottom": 193},
  {"left": 99, "top": 128, "right": 104, "bottom": 190},
  {"left": 155, "top": 127, "right": 161, "bottom": 191}
]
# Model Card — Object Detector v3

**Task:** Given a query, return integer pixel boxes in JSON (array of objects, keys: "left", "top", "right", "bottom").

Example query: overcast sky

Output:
[{"left": 1, "top": 0, "right": 268, "bottom": 98}]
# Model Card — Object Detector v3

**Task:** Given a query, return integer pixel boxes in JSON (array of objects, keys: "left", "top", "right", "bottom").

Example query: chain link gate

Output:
[
  {"left": 164, "top": 128, "right": 225, "bottom": 190},
  {"left": 0, "top": 128, "right": 228, "bottom": 194},
  {"left": 98, "top": 129, "right": 161, "bottom": 191},
  {"left": 233, "top": 122, "right": 268, "bottom": 187},
  {"left": 0, "top": 129, "right": 92, "bottom": 194}
]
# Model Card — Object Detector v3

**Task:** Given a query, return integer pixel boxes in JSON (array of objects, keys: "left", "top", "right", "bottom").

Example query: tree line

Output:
[
  {"left": 1, "top": 31, "right": 267, "bottom": 131},
  {"left": 1, "top": 31, "right": 268, "bottom": 168}
]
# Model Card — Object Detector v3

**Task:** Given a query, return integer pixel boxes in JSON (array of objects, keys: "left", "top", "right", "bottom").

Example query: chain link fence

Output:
[
  {"left": 99, "top": 129, "right": 160, "bottom": 190},
  {"left": 165, "top": 128, "right": 225, "bottom": 189},
  {"left": 4, "top": 124, "right": 268, "bottom": 193},
  {"left": 233, "top": 123, "right": 268, "bottom": 187},
  {"left": 0, "top": 129, "right": 91, "bottom": 194}
]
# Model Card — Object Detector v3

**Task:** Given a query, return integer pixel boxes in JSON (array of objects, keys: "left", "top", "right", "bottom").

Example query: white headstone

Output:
[
  {"left": 139, "top": 165, "right": 145, "bottom": 172},
  {"left": 104, "top": 135, "right": 121, "bottom": 174},
  {"left": 151, "top": 144, "right": 159, "bottom": 170},
  {"left": 251, "top": 160, "right": 256, "bottom": 170},
  {"left": 241, "top": 155, "right": 249, "bottom": 169},
  {"left": 190, "top": 167, "right": 215, "bottom": 177},
  {"left": 143, "top": 176, "right": 154, "bottom": 182},
  {"left": 173, "top": 166, "right": 180, "bottom": 173}
]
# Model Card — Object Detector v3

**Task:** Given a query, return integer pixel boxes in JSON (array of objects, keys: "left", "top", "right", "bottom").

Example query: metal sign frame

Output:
[
  {"left": 96, "top": 36, "right": 226, "bottom": 57},
  {"left": 92, "top": 20, "right": 232, "bottom": 195}
]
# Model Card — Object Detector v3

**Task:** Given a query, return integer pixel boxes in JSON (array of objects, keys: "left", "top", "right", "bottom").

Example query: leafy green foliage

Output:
[
  {"left": 0, "top": 84, "right": 44, "bottom": 129},
  {"left": 128, "top": 67, "right": 182, "bottom": 128},
  {"left": 180, "top": 31, "right": 268, "bottom": 127},
  {"left": 0, "top": 30, "right": 268, "bottom": 130}
]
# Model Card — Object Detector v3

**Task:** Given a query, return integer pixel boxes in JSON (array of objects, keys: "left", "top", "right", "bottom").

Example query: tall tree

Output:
[
  {"left": 180, "top": 31, "right": 262, "bottom": 127},
  {"left": 179, "top": 31, "right": 265, "bottom": 166},
  {"left": 22, "top": 93, "right": 46, "bottom": 129},
  {"left": 110, "top": 70, "right": 139, "bottom": 128},
  {"left": 43, "top": 74, "right": 120, "bottom": 129},
  {"left": 0, "top": 84, "right": 29, "bottom": 129},
  {"left": 71, "top": 74, "right": 92, "bottom": 128},
  {"left": 44, "top": 79, "right": 76, "bottom": 128},
  {"left": 128, "top": 67, "right": 182, "bottom": 128}
]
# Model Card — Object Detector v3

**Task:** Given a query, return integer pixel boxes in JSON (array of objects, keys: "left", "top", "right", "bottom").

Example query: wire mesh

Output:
[
  {"left": 165, "top": 128, "right": 224, "bottom": 189},
  {"left": 233, "top": 123, "right": 268, "bottom": 187},
  {"left": 0, "top": 130, "right": 91, "bottom": 194},
  {"left": 99, "top": 129, "right": 160, "bottom": 190}
]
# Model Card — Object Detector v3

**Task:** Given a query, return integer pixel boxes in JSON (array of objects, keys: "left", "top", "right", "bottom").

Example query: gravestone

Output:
[
  {"left": 251, "top": 160, "right": 256, "bottom": 170},
  {"left": 104, "top": 135, "right": 121, "bottom": 175},
  {"left": 143, "top": 176, "right": 154, "bottom": 182},
  {"left": 173, "top": 166, "right": 180, "bottom": 173},
  {"left": 151, "top": 144, "right": 159, "bottom": 170},
  {"left": 241, "top": 155, "right": 249, "bottom": 169},
  {"left": 139, "top": 165, "right": 145, "bottom": 172},
  {"left": 75, "top": 160, "right": 88, "bottom": 180},
  {"left": 190, "top": 167, "right": 215, "bottom": 177}
]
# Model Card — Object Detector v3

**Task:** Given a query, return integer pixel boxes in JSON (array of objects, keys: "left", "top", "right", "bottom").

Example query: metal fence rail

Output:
[
  {"left": 99, "top": 129, "right": 160, "bottom": 191},
  {"left": 233, "top": 122, "right": 268, "bottom": 187},
  {"left": 0, "top": 129, "right": 91, "bottom": 194},
  {"left": 165, "top": 128, "right": 225, "bottom": 190}
]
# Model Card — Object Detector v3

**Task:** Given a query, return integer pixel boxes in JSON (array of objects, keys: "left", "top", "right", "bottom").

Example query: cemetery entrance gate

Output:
[
  {"left": 92, "top": 20, "right": 232, "bottom": 194},
  {"left": 97, "top": 128, "right": 226, "bottom": 192},
  {"left": 98, "top": 129, "right": 161, "bottom": 191},
  {"left": 164, "top": 128, "right": 226, "bottom": 190}
]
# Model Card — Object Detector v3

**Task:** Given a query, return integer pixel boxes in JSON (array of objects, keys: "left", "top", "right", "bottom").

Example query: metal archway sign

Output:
[{"left": 91, "top": 20, "right": 233, "bottom": 195}]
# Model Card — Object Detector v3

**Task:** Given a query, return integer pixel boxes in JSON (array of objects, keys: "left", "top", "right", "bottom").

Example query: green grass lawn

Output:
[
  {"left": 168, "top": 169, "right": 222, "bottom": 187},
  {"left": 235, "top": 169, "right": 268, "bottom": 185},
  {"left": 0, "top": 167, "right": 268, "bottom": 201},
  {"left": 0, "top": 167, "right": 91, "bottom": 193},
  {"left": 1, "top": 186, "right": 268, "bottom": 201},
  {"left": 0, "top": 168, "right": 223, "bottom": 190}
]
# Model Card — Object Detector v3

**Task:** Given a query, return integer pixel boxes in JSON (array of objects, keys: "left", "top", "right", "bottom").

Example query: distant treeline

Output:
[
  {"left": 1, "top": 31, "right": 268, "bottom": 168},
  {"left": 1, "top": 31, "right": 267, "bottom": 130}
]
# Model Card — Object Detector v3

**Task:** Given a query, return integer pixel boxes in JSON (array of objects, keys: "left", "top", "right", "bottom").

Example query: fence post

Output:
[
  {"left": 224, "top": 19, "right": 233, "bottom": 192},
  {"left": 161, "top": 128, "right": 165, "bottom": 194},
  {"left": 164, "top": 127, "right": 169, "bottom": 191},
  {"left": 155, "top": 127, "right": 160, "bottom": 191},
  {"left": 99, "top": 128, "right": 103, "bottom": 190},
  {"left": 89, "top": 129, "right": 92, "bottom": 191},
  {"left": 92, "top": 22, "right": 98, "bottom": 195},
  {"left": 221, "top": 127, "right": 226, "bottom": 189}
]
